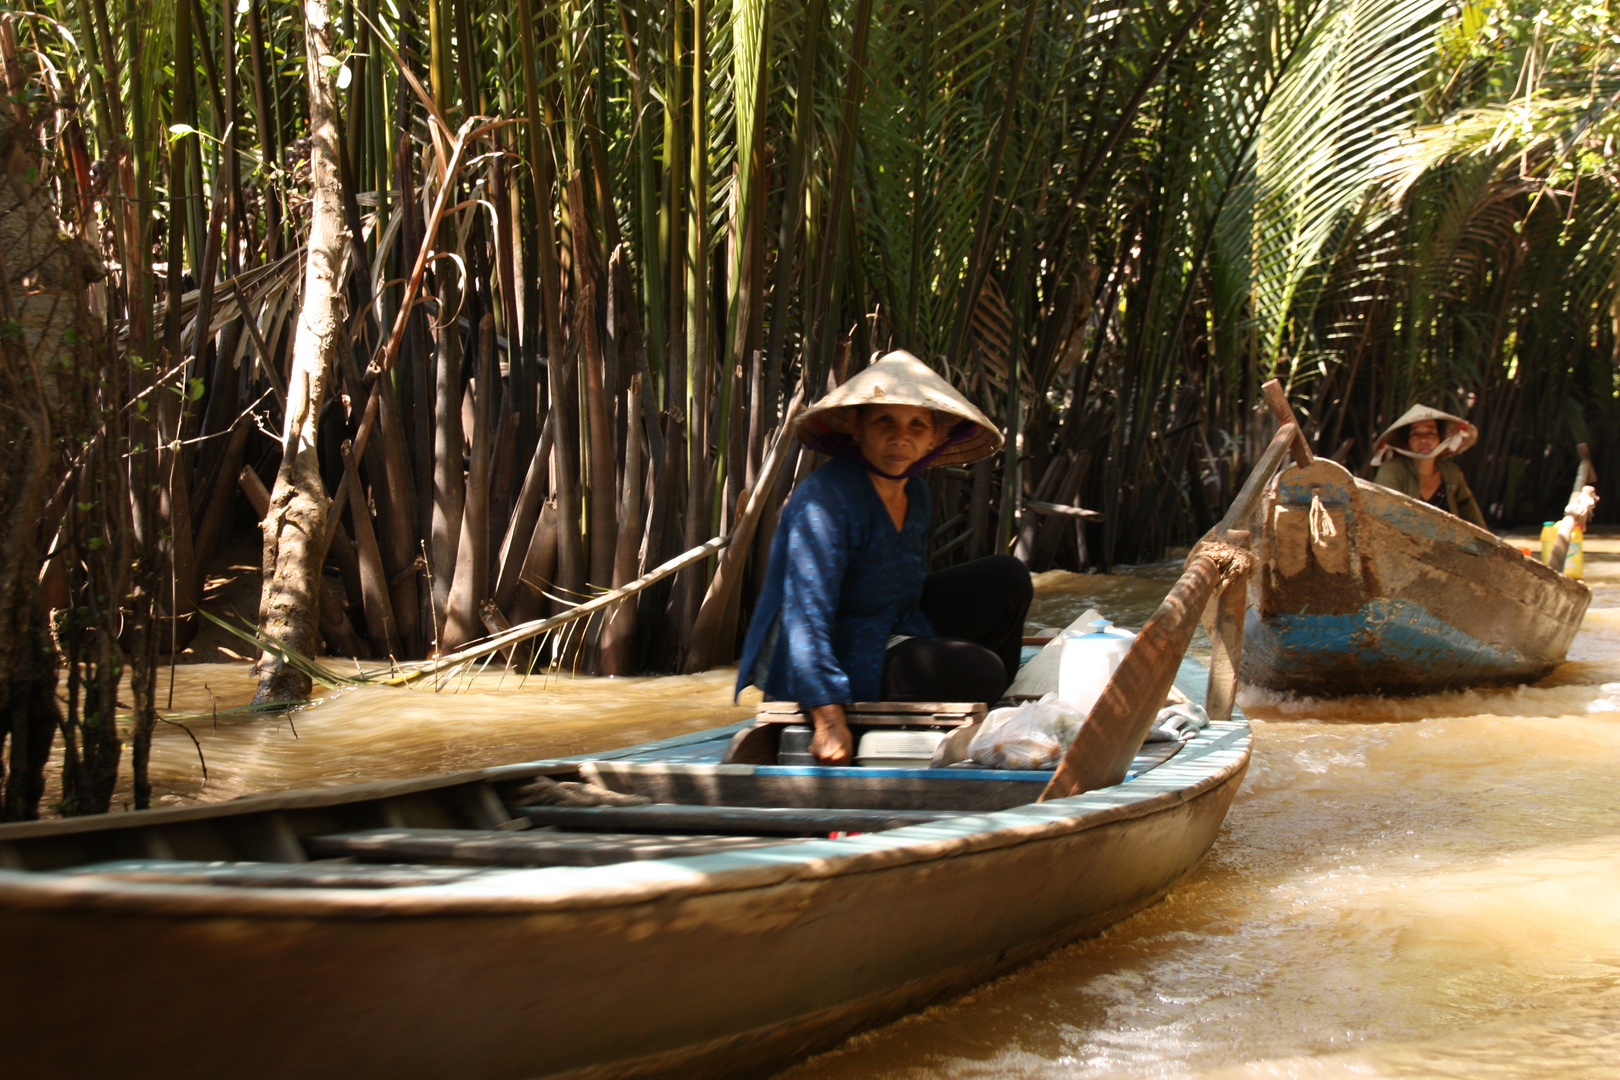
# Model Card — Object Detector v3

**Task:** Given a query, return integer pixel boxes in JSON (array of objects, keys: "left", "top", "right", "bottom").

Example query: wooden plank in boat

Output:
[
  {"left": 304, "top": 827, "right": 810, "bottom": 867},
  {"left": 582, "top": 762, "right": 1050, "bottom": 812},
  {"left": 62, "top": 859, "right": 490, "bottom": 889},
  {"left": 0, "top": 769, "right": 577, "bottom": 845},
  {"left": 601, "top": 746, "right": 1187, "bottom": 814},
  {"left": 512, "top": 803, "right": 964, "bottom": 836}
]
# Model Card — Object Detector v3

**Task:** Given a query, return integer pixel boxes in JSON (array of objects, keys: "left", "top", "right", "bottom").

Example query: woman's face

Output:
[
  {"left": 1406, "top": 419, "right": 1442, "bottom": 454},
  {"left": 852, "top": 404, "right": 942, "bottom": 475}
]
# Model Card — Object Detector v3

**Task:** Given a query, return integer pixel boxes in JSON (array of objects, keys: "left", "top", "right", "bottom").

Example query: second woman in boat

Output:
[
  {"left": 735, "top": 351, "right": 1033, "bottom": 765},
  {"left": 1369, "top": 404, "right": 1487, "bottom": 528}
]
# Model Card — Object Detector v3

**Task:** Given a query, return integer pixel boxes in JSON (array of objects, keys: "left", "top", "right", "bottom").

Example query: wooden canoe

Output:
[
  {"left": 1240, "top": 456, "right": 1591, "bottom": 696},
  {"left": 0, "top": 659, "right": 1247, "bottom": 1080}
]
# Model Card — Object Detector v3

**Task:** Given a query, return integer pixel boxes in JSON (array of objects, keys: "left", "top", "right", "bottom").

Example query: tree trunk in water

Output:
[
  {"left": 373, "top": 379, "right": 422, "bottom": 655},
  {"left": 341, "top": 440, "right": 400, "bottom": 656},
  {"left": 428, "top": 276, "right": 465, "bottom": 646},
  {"left": 508, "top": 498, "right": 560, "bottom": 630},
  {"left": 495, "top": 415, "right": 553, "bottom": 613},
  {"left": 253, "top": 0, "right": 345, "bottom": 705},
  {"left": 0, "top": 32, "right": 102, "bottom": 817},
  {"left": 548, "top": 329, "right": 584, "bottom": 613},
  {"left": 0, "top": 312, "right": 59, "bottom": 821},
  {"left": 598, "top": 375, "right": 643, "bottom": 675},
  {"left": 582, "top": 285, "right": 618, "bottom": 591},
  {"left": 442, "top": 314, "right": 495, "bottom": 651}
]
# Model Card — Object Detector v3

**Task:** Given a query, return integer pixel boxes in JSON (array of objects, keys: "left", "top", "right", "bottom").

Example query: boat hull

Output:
[
  {"left": 0, "top": 720, "right": 1247, "bottom": 1079},
  {"left": 1241, "top": 459, "right": 1590, "bottom": 696}
]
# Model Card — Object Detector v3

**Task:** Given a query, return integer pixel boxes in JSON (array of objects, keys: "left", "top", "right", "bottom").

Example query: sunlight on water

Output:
[
  {"left": 1029, "top": 563, "right": 1189, "bottom": 632},
  {"left": 116, "top": 538, "right": 1620, "bottom": 1078}
]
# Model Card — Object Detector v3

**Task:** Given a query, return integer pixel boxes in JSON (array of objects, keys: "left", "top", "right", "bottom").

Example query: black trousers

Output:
[{"left": 880, "top": 555, "right": 1032, "bottom": 704}]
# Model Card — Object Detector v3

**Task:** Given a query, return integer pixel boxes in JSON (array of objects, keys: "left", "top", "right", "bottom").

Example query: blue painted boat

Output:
[
  {"left": 0, "top": 659, "right": 1246, "bottom": 1080},
  {"left": 1241, "top": 457, "right": 1591, "bottom": 696}
]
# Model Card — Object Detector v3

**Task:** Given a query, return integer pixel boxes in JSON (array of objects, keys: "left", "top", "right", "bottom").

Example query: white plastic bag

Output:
[{"left": 968, "top": 693, "right": 1086, "bottom": 769}]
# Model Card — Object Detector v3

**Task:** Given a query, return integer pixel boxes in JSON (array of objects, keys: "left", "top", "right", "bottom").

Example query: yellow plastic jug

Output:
[{"left": 1540, "top": 520, "right": 1585, "bottom": 579}]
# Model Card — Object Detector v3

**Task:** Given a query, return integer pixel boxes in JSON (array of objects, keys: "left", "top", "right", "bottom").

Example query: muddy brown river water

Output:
[{"left": 109, "top": 536, "right": 1620, "bottom": 1078}]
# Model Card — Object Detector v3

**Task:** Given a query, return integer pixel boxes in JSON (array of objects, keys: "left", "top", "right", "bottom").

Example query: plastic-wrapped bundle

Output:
[{"left": 966, "top": 693, "right": 1086, "bottom": 770}]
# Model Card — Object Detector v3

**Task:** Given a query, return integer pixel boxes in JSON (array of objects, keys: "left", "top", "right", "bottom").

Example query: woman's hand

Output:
[{"left": 808, "top": 703, "right": 853, "bottom": 764}]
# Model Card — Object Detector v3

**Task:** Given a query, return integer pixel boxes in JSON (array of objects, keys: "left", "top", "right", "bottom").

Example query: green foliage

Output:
[{"left": 14, "top": 0, "right": 1614, "bottom": 684}]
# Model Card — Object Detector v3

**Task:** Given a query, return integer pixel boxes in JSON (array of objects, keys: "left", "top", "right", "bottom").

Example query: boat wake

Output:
[{"left": 1237, "top": 678, "right": 1620, "bottom": 722}]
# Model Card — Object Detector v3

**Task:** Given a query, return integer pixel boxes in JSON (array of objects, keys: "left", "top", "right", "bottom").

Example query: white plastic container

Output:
[
  {"left": 854, "top": 728, "right": 947, "bottom": 768},
  {"left": 1058, "top": 619, "right": 1134, "bottom": 717}
]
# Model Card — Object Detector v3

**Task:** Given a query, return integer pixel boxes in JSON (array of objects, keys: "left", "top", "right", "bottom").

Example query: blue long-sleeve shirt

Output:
[{"left": 735, "top": 454, "right": 936, "bottom": 707}]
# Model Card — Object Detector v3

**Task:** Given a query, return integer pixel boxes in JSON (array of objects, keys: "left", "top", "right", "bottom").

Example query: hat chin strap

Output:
[
  {"left": 1392, "top": 431, "right": 1466, "bottom": 461},
  {"left": 852, "top": 452, "right": 909, "bottom": 481},
  {"left": 1379, "top": 431, "right": 1465, "bottom": 464},
  {"left": 1370, "top": 429, "right": 1467, "bottom": 467}
]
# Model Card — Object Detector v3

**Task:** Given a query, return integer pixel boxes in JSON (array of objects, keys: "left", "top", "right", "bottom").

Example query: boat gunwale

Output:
[
  {"left": 0, "top": 725, "right": 1249, "bottom": 919},
  {"left": 0, "top": 722, "right": 758, "bottom": 845}
]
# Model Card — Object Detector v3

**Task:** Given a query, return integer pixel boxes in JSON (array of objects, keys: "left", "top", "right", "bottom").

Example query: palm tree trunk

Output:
[
  {"left": 443, "top": 314, "right": 495, "bottom": 651},
  {"left": 598, "top": 374, "right": 643, "bottom": 674},
  {"left": 0, "top": 45, "right": 73, "bottom": 818},
  {"left": 253, "top": 0, "right": 345, "bottom": 705},
  {"left": 583, "top": 282, "right": 619, "bottom": 591},
  {"left": 428, "top": 266, "right": 465, "bottom": 641}
]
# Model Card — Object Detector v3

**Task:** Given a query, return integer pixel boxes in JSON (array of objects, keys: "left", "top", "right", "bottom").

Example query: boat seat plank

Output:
[
  {"left": 753, "top": 701, "right": 986, "bottom": 728},
  {"left": 62, "top": 859, "right": 491, "bottom": 889},
  {"left": 511, "top": 804, "right": 966, "bottom": 836},
  {"left": 304, "top": 828, "right": 811, "bottom": 867}
]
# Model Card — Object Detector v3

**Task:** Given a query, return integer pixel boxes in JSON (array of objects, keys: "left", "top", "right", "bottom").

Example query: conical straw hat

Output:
[
  {"left": 1370, "top": 403, "right": 1477, "bottom": 465},
  {"left": 795, "top": 351, "right": 1003, "bottom": 468}
]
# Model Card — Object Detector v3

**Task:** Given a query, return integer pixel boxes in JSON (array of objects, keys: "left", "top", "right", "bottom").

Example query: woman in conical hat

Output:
[
  {"left": 1369, "top": 404, "right": 1486, "bottom": 528},
  {"left": 736, "top": 351, "right": 1032, "bottom": 764}
]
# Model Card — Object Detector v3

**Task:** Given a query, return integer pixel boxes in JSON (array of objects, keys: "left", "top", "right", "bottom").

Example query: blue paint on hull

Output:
[{"left": 1243, "top": 594, "right": 1553, "bottom": 696}]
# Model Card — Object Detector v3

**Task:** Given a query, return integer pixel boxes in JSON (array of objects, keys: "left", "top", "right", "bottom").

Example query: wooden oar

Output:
[
  {"left": 1547, "top": 443, "right": 1598, "bottom": 575},
  {"left": 1262, "top": 378, "right": 1314, "bottom": 467},
  {"left": 1039, "top": 410, "right": 1297, "bottom": 801},
  {"left": 1201, "top": 527, "right": 1248, "bottom": 726}
]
